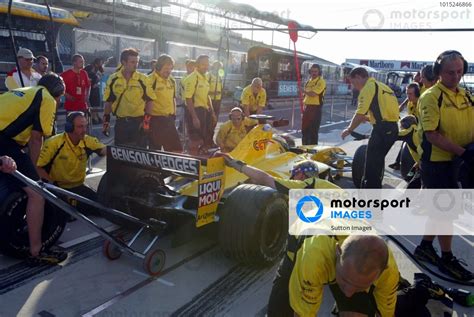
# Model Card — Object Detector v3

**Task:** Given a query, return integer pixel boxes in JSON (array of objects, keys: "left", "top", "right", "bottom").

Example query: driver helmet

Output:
[{"left": 290, "top": 160, "right": 319, "bottom": 179}]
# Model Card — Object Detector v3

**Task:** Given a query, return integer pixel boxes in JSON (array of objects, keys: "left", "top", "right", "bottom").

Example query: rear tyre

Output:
[
  {"left": 352, "top": 144, "right": 367, "bottom": 188},
  {"left": 218, "top": 184, "right": 288, "bottom": 265},
  {"left": 0, "top": 190, "right": 67, "bottom": 258},
  {"left": 97, "top": 172, "right": 133, "bottom": 227}
]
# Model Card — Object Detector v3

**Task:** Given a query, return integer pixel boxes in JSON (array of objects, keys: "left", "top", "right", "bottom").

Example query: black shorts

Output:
[
  {"left": 0, "top": 136, "right": 39, "bottom": 189},
  {"left": 329, "top": 283, "right": 378, "bottom": 316}
]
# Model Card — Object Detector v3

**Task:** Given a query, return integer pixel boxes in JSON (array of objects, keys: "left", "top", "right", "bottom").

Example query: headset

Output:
[
  {"left": 433, "top": 50, "right": 468, "bottom": 77},
  {"left": 65, "top": 111, "right": 85, "bottom": 133},
  {"left": 308, "top": 63, "right": 322, "bottom": 75},
  {"left": 407, "top": 82, "right": 420, "bottom": 98},
  {"left": 228, "top": 107, "right": 244, "bottom": 121}
]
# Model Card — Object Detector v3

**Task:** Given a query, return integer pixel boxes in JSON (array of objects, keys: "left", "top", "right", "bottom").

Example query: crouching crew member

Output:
[
  {"left": 0, "top": 74, "right": 67, "bottom": 264},
  {"left": 102, "top": 48, "right": 156, "bottom": 146},
  {"left": 216, "top": 107, "right": 256, "bottom": 153},
  {"left": 268, "top": 235, "right": 399, "bottom": 317},
  {"left": 146, "top": 54, "right": 182, "bottom": 152},
  {"left": 341, "top": 67, "right": 400, "bottom": 188},
  {"left": 37, "top": 112, "right": 106, "bottom": 215},
  {"left": 241, "top": 77, "right": 267, "bottom": 117}
]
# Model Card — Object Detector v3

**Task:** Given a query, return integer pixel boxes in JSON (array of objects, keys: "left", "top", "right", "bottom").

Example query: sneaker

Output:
[
  {"left": 438, "top": 256, "right": 474, "bottom": 281},
  {"left": 27, "top": 249, "right": 68, "bottom": 266},
  {"left": 389, "top": 162, "right": 401, "bottom": 170},
  {"left": 414, "top": 244, "right": 440, "bottom": 265},
  {"left": 413, "top": 273, "right": 445, "bottom": 300}
]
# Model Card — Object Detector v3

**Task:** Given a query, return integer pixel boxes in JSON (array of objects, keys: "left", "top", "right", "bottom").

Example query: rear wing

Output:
[
  {"left": 107, "top": 145, "right": 201, "bottom": 179},
  {"left": 106, "top": 145, "right": 225, "bottom": 228}
]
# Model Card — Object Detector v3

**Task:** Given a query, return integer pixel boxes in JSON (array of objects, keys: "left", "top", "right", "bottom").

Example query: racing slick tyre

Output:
[
  {"left": 97, "top": 172, "right": 133, "bottom": 227},
  {"left": 400, "top": 143, "right": 415, "bottom": 181},
  {"left": 143, "top": 248, "right": 166, "bottom": 276},
  {"left": 352, "top": 144, "right": 367, "bottom": 188},
  {"left": 218, "top": 184, "right": 288, "bottom": 265},
  {"left": 0, "top": 190, "right": 67, "bottom": 258}
]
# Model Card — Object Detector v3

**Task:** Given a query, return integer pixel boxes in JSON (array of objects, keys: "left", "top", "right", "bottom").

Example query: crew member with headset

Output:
[
  {"left": 0, "top": 73, "right": 67, "bottom": 265},
  {"left": 341, "top": 67, "right": 400, "bottom": 188},
  {"left": 399, "top": 83, "right": 421, "bottom": 119},
  {"left": 37, "top": 111, "right": 106, "bottom": 216},
  {"left": 216, "top": 107, "right": 256, "bottom": 153},
  {"left": 414, "top": 50, "right": 474, "bottom": 282},
  {"left": 102, "top": 48, "right": 156, "bottom": 146},
  {"left": 146, "top": 54, "right": 182, "bottom": 152},
  {"left": 302, "top": 63, "right": 326, "bottom": 145},
  {"left": 390, "top": 83, "right": 421, "bottom": 170}
]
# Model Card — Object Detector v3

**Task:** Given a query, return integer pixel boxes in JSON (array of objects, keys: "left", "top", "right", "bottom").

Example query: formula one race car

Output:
[{"left": 96, "top": 114, "right": 350, "bottom": 265}]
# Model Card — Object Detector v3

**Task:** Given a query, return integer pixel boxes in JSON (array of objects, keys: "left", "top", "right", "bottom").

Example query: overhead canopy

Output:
[
  {"left": 210, "top": 0, "right": 314, "bottom": 30},
  {"left": 0, "top": 0, "right": 79, "bottom": 26}
]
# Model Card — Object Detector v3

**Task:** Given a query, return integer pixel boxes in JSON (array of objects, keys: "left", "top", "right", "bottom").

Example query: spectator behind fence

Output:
[
  {"left": 33, "top": 55, "right": 49, "bottom": 76},
  {"left": 85, "top": 58, "right": 105, "bottom": 124},
  {"left": 5, "top": 48, "right": 42, "bottom": 90},
  {"left": 62, "top": 54, "right": 91, "bottom": 114}
]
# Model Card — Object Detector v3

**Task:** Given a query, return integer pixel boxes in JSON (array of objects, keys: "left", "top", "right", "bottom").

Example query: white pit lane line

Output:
[{"left": 132, "top": 270, "right": 175, "bottom": 286}]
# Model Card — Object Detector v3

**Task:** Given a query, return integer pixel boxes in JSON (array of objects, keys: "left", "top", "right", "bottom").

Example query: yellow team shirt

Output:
[
  {"left": 103, "top": 70, "right": 156, "bottom": 117},
  {"left": 184, "top": 70, "right": 210, "bottom": 108},
  {"left": 418, "top": 82, "right": 474, "bottom": 162},
  {"left": 399, "top": 124, "right": 420, "bottom": 162},
  {"left": 241, "top": 85, "right": 267, "bottom": 113},
  {"left": 289, "top": 235, "right": 399, "bottom": 317},
  {"left": 0, "top": 86, "right": 56, "bottom": 146},
  {"left": 356, "top": 78, "right": 399, "bottom": 124},
  {"left": 37, "top": 133, "right": 105, "bottom": 188},
  {"left": 420, "top": 85, "right": 427, "bottom": 96},
  {"left": 147, "top": 72, "right": 176, "bottom": 116},
  {"left": 406, "top": 100, "right": 419, "bottom": 118},
  {"left": 216, "top": 118, "right": 255, "bottom": 152},
  {"left": 208, "top": 73, "right": 223, "bottom": 101},
  {"left": 179, "top": 74, "right": 188, "bottom": 100},
  {"left": 303, "top": 76, "right": 326, "bottom": 106}
]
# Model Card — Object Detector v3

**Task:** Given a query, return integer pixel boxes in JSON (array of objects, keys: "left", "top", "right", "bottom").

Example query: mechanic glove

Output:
[
  {"left": 461, "top": 148, "right": 474, "bottom": 165},
  {"left": 102, "top": 114, "right": 111, "bottom": 137},
  {"left": 225, "top": 158, "right": 247, "bottom": 172},
  {"left": 143, "top": 114, "right": 152, "bottom": 132}
]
